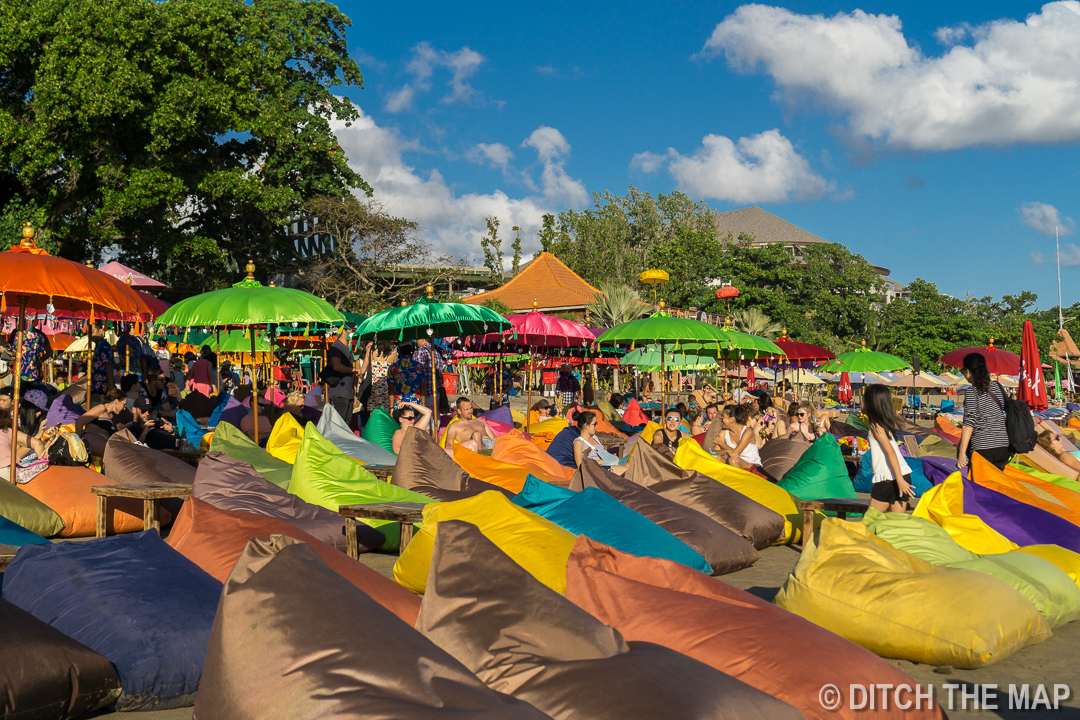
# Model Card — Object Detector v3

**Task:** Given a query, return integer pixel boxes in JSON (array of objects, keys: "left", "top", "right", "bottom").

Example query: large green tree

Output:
[{"left": 0, "top": 0, "right": 369, "bottom": 295}]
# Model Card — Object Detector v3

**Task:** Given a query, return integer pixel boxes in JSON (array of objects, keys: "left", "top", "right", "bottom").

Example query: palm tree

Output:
[
  {"left": 731, "top": 308, "right": 782, "bottom": 338},
  {"left": 586, "top": 282, "right": 648, "bottom": 328}
]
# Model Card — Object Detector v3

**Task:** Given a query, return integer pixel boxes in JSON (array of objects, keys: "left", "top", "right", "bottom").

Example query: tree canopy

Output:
[{"left": 0, "top": 0, "right": 369, "bottom": 295}]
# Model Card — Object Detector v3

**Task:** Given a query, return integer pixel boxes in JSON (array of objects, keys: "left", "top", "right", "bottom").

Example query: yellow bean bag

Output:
[
  {"left": 510, "top": 409, "right": 527, "bottom": 427},
  {"left": 393, "top": 491, "right": 576, "bottom": 594},
  {"left": 675, "top": 440, "right": 804, "bottom": 544},
  {"left": 266, "top": 412, "right": 305, "bottom": 464},
  {"left": 1016, "top": 545, "right": 1080, "bottom": 590},
  {"left": 438, "top": 415, "right": 460, "bottom": 448},
  {"left": 288, "top": 424, "right": 434, "bottom": 550},
  {"left": 913, "top": 473, "right": 1020, "bottom": 554},
  {"left": 775, "top": 519, "right": 1051, "bottom": 668}
]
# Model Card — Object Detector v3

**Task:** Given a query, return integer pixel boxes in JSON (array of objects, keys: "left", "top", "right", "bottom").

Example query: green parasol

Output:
[
  {"left": 619, "top": 345, "right": 718, "bottom": 371},
  {"left": 821, "top": 342, "right": 909, "bottom": 373},
  {"left": 356, "top": 287, "right": 511, "bottom": 435},
  {"left": 200, "top": 329, "right": 273, "bottom": 354}
]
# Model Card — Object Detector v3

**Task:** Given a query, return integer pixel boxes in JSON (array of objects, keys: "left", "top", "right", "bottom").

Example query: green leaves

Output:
[{"left": 0, "top": 0, "right": 368, "bottom": 294}]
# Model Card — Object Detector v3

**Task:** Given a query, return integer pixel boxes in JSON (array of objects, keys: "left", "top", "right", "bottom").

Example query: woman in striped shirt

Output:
[{"left": 957, "top": 352, "right": 1011, "bottom": 471}]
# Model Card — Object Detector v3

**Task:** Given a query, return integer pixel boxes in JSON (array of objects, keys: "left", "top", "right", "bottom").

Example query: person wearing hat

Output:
[{"left": 128, "top": 397, "right": 176, "bottom": 450}]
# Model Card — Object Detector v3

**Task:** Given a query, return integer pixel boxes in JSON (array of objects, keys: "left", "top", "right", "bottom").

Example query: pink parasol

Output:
[
  {"left": 99, "top": 261, "right": 167, "bottom": 289},
  {"left": 940, "top": 340, "right": 1020, "bottom": 376},
  {"left": 1018, "top": 321, "right": 1048, "bottom": 411},
  {"left": 478, "top": 308, "right": 594, "bottom": 348}
]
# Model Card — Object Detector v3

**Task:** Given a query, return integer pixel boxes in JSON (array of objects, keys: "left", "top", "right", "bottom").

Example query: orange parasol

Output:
[{"left": 1, "top": 224, "right": 153, "bottom": 481}]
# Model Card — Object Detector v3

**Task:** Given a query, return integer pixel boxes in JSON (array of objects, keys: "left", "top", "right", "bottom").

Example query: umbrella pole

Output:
[
  {"left": 8, "top": 298, "right": 27, "bottom": 483},
  {"left": 250, "top": 327, "right": 259, "bottom": 443},
  {"left": 661, "top": 341, "right": 667, "bottom": 417},
  {"left": 429, "top": 346, "right": 438, "bottom": 438},
  {"left": 497, "top": 355, "right": 503, "bottom": 408},
  {"left": 526, "top": 356, "right": 533, "bottom": 433}
]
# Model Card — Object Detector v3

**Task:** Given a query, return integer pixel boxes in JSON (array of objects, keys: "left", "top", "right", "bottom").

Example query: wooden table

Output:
[
  {"left": 339, "top": 501, "right": 425, "bottom": 559},
  {"left": 0, "top": 543, "right": 17, "bottom": 571},
  {"left": 797, "top": 497, "right": 872, "bottom": 549},
  {"left": 91, "top": 483, "right": 193, "bottom": 538},
  {"left": 364, "top": 465, "right": 395, "bottom": 482}
]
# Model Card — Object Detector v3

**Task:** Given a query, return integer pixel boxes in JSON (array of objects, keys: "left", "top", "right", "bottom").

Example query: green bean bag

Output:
[
  {"left": 209, "top": 422, "right": 293, "bottom": 489},
  {"left": 361, "top": 408, "right": 398, "bottom": 456},
  {"left": 864, "top": 509, "right": 1080, "bottom": 628},
  {"left": 777, "top": 434, "right": 856, "bottom": 502},
  {"left": 288, "top": 424, "right": 432, "bottom": 551},
  {"left": 0, "top": 478, "right": 64, "bottom": 538}
]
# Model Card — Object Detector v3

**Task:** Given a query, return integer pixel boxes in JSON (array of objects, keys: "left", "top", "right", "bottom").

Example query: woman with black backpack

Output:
[{"left": 957, "top": 352, "right": 1011, "bottom": 471}]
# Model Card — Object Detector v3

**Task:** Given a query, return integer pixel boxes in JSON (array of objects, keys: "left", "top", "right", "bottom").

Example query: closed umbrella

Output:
[
  {"left": 1018, "top": 321, "right": 1048, "bottom": 411},
  {"left": 838, "top": 372, "right": 853, "bottom": 403}
]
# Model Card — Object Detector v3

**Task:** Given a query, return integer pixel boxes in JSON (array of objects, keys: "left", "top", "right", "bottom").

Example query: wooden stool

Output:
[
  {"left": 364, "top": 465, "right": 395, "bottom": 482},
  {"left": 91, "top": 483, "right": 192, "bottom": 539},
  {"left": 339, "top": 501, "right": 425, "bottom": 559},
  {"left": 797, "top": 498, "right": 872, "bottom": 549}
]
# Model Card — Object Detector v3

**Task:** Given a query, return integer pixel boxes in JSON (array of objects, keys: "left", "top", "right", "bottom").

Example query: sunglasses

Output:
[
  {"left": 665, "top": 416, "right": 680, "bottom": 421},
  {"left": 796, "top": 412, "right": 809, "bottom": 417},
  {"left": 400, "top": 415, "right": 416, "bottom": 422}
]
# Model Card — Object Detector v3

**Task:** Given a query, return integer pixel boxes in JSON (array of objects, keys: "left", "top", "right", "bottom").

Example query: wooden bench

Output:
[
  {"left": 797, "top": 498, "right": 872, "bottom": 548},
  {"left": 364, "top": 465, "right": 394, "bottom": 482},
  {"left": 91, "top": 483, "right": 192, "bottom": 539},
  {"left": 339, "top": 501, "right": 425, "bottom": 560}
]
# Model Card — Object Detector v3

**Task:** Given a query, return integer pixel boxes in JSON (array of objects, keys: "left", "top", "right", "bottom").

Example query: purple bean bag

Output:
[
  {"left": 217, "top": 396, "right": 248, "bottom": 428},
  {"left": 45, "top": 392, "right": 83, "bottom": 429},
  {"left": 961, "top": 471, "right": 1080, "bottom": 553}
]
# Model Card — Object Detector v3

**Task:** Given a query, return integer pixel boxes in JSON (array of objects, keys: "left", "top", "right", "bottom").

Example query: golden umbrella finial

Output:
[
  {"left": 989, "top": 337, "right": 996, "bottom": 347},
  {"left": 426, "top": 283, "right": 434, "bottom": 299},
  {"left": 400, "top": 298, "right": 407, "bottom": 306},
  {"left": 20, "top": 223, "right": 35, "bottom": 248},
  {"left": 533, "top": 298, "right": 538, "bottom": 310},
  {"left": 245, "top": 260, "right": 255, "bottom": 280},
  {"left": 658, "top": 300, "right": 666, "bottom": 310},
  {"left": 125, "top": 276, "right": 132, "bottom": 285},
  {"left": 861, "top": 339, "right": 867, "bottom": 348},
  {"left": 85, "top": 261, "right": 94, "bottom": 268}
]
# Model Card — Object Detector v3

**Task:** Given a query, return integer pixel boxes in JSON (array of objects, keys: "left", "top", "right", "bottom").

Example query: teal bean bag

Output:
[
  {"left": 361, "top": 408, "right": 399, "bottom": 456},
  {"left": 777, "top": 434, "right": 857, "bottom": 501},
  {"left": 0, "top": 480, "right": 64, "bottom": 538},
  {"left": 176, "top": 409, "right": 208, "bottom": 445},
  {"left": 511, "top": 475, "right": 712, "bottom": 574},
  {"left": 852, "top": 453, "right": 932, "bottom": 496}
]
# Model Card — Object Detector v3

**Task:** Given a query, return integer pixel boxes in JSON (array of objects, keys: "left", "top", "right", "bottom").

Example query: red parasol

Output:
[
  {"left": 760, "top": 333, "right": 835, "bottom": 368},
  {"left": 134, "top": 289, "right": 170, "bottom": 318},
  {"left": 1018, "top": 321, "right": 1048, "bottom": 411},
  {"left": 99, "top": 261, "right": 167, "bottom": 289},
  {"left": 940, "top": 340, "right": 1020, "bottom": 376},
  {"left": 745, "top": 365, "right": 756, "bottom": 389},
  {"left": 838, "top": 372, "right": 853, "bottom": 403}
]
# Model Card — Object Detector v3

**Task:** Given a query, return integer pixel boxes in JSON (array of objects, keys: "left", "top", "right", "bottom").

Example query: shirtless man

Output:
[{"left": 442, "top": 396, "right": 496, "bottom": 457}]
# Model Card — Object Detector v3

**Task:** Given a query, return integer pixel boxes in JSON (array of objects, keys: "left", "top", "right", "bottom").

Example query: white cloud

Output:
[
  {"left": 467, "top": 142, "right": 514, "bottom": 169},
  {"left": 703, "top": 2, "right": 1080, "bottom": 150},
  {"left": 385, "top": 42, "right": 487, "bottom": 113},
  {"left": 1020, "top": 202, "right": 1075, "bottom": 236},
  {"left": 521, "top": 127, "right": 589, "bottom": 206},
  {"left": 332, "top": 105, "right": 588, "bottom": 258},
  {"left": 632, "top": 129, "right": 832, "bottom": 204},
  {"left": 1032, "top": 244, "right": 1080, "bottom": 267}
]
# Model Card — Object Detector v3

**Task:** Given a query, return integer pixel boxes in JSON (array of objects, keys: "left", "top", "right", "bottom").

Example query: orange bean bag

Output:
[
  {"left": 451, "top": 446, "right": 565, "bottom": 493},
  {"left": 566, "top": 536, "right": 944, "bottom": 720},
  {"left": 167, "top": 497, "right": 420, "bottom": 625},
  {"left": 1070, "top": 417, "right": 1080, "bottom": 430},
  {"left": 972, "top": 454, "right": 1080, "bottom": 525},
  {"left": 21, "top": 466, "right": 169, "bottom": 538},
  {"left": 585, "top": 408, "right": 628, "bottom": 438},
  {"left": 934, "top": 416, "right": 962, "bottom": 443},
  {"left": 491, "top": 434, "right": 575, "bottom": 483}
]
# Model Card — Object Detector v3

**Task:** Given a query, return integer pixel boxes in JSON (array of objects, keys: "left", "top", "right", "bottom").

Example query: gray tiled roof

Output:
[{"left": 714, "top": 206, "right": 828, "bottom": 246}]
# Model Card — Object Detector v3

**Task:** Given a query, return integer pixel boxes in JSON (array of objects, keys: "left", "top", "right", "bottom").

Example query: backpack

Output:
[
  {"left": 989, "top": 383, "right": 1038, "bottom": 454},
  {"left": 47, "top": 432, "right": 89, "bottom": 467}
]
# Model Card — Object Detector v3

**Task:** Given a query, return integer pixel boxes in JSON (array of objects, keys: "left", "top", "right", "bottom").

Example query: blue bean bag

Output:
[
  {"left": 207, "top": 393, "right": 233, "bottom": 428},
  {"left": 3, "top": 530, "right": 222, "bottom": 710},
  {"left": 0, "top": 515, "right": 50, "bottom": 548},
  {"left": 512, "top": 475, "right": 712, "bottom": 573},
  {"left": 852, "top": 453, "right": 932, "bottom": 496},
  {"left": 544, "top": 427, "right": 579, "bottom": 468},
  {"left": 176, "top": 408, "right": 208, "bottom": 445}
]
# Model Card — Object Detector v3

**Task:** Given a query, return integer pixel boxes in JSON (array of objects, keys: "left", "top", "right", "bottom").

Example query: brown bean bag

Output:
[
  {"left": 566, "top": 536, "right": 944, "bottom": 720},
  {"left": 416, "top": 520, "right": 805, "bottom": 720},
  {"left": 103, "top": 434, "right": 195, "bottom": 517},
  {"left": 166, "top": 497, "right": 414, "bottom": 623},
  {"left": 0, "top": 598, "right": 123, "bottom": 719},
  {"left": 391, "top": 427, "right": 514, "bottom": 501},
  {"left": 194, "top": 451, "right": 367, "bottom": 550},
  {"left": 180, "top": 389, "right": 216, "bottom": 423},
  {"left": 193, "top": 535, "right": 546, "bottom": 720},
  {"left": 22, "top": 466, "right": 169, "bottom": 537},
  {"left": 626, "top": 443, "right": 785, "bottom": 549},
  {"left": 570, "top": 461, "right": 758, "bottom": 575},
  {"left": 758, "top": 436, "right": 811, "bottom": 482}
]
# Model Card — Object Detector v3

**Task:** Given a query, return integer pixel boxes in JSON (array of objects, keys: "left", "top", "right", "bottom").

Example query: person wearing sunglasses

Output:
[
  {"left": 391, "top": 400, "right": 432, "bottom": 455},
  {"left": 573, "top": 410, "right": 626, "bottom": 474},
  {"left": 789, "top": 402, "right": 824, "bottom": 443},
  {"left": 651, "top": 408, "right": 690, "bottom": 459}
]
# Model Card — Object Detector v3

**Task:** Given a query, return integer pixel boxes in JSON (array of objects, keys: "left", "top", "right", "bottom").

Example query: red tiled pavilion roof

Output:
[{"left": 462, "top": 252, "right": 602, "bottom": 311}]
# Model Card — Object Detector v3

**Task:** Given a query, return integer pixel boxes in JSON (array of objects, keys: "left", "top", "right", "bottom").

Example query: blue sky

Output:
[{"left": 329, "top": 0, "right": 1080, "bottom": 309}]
